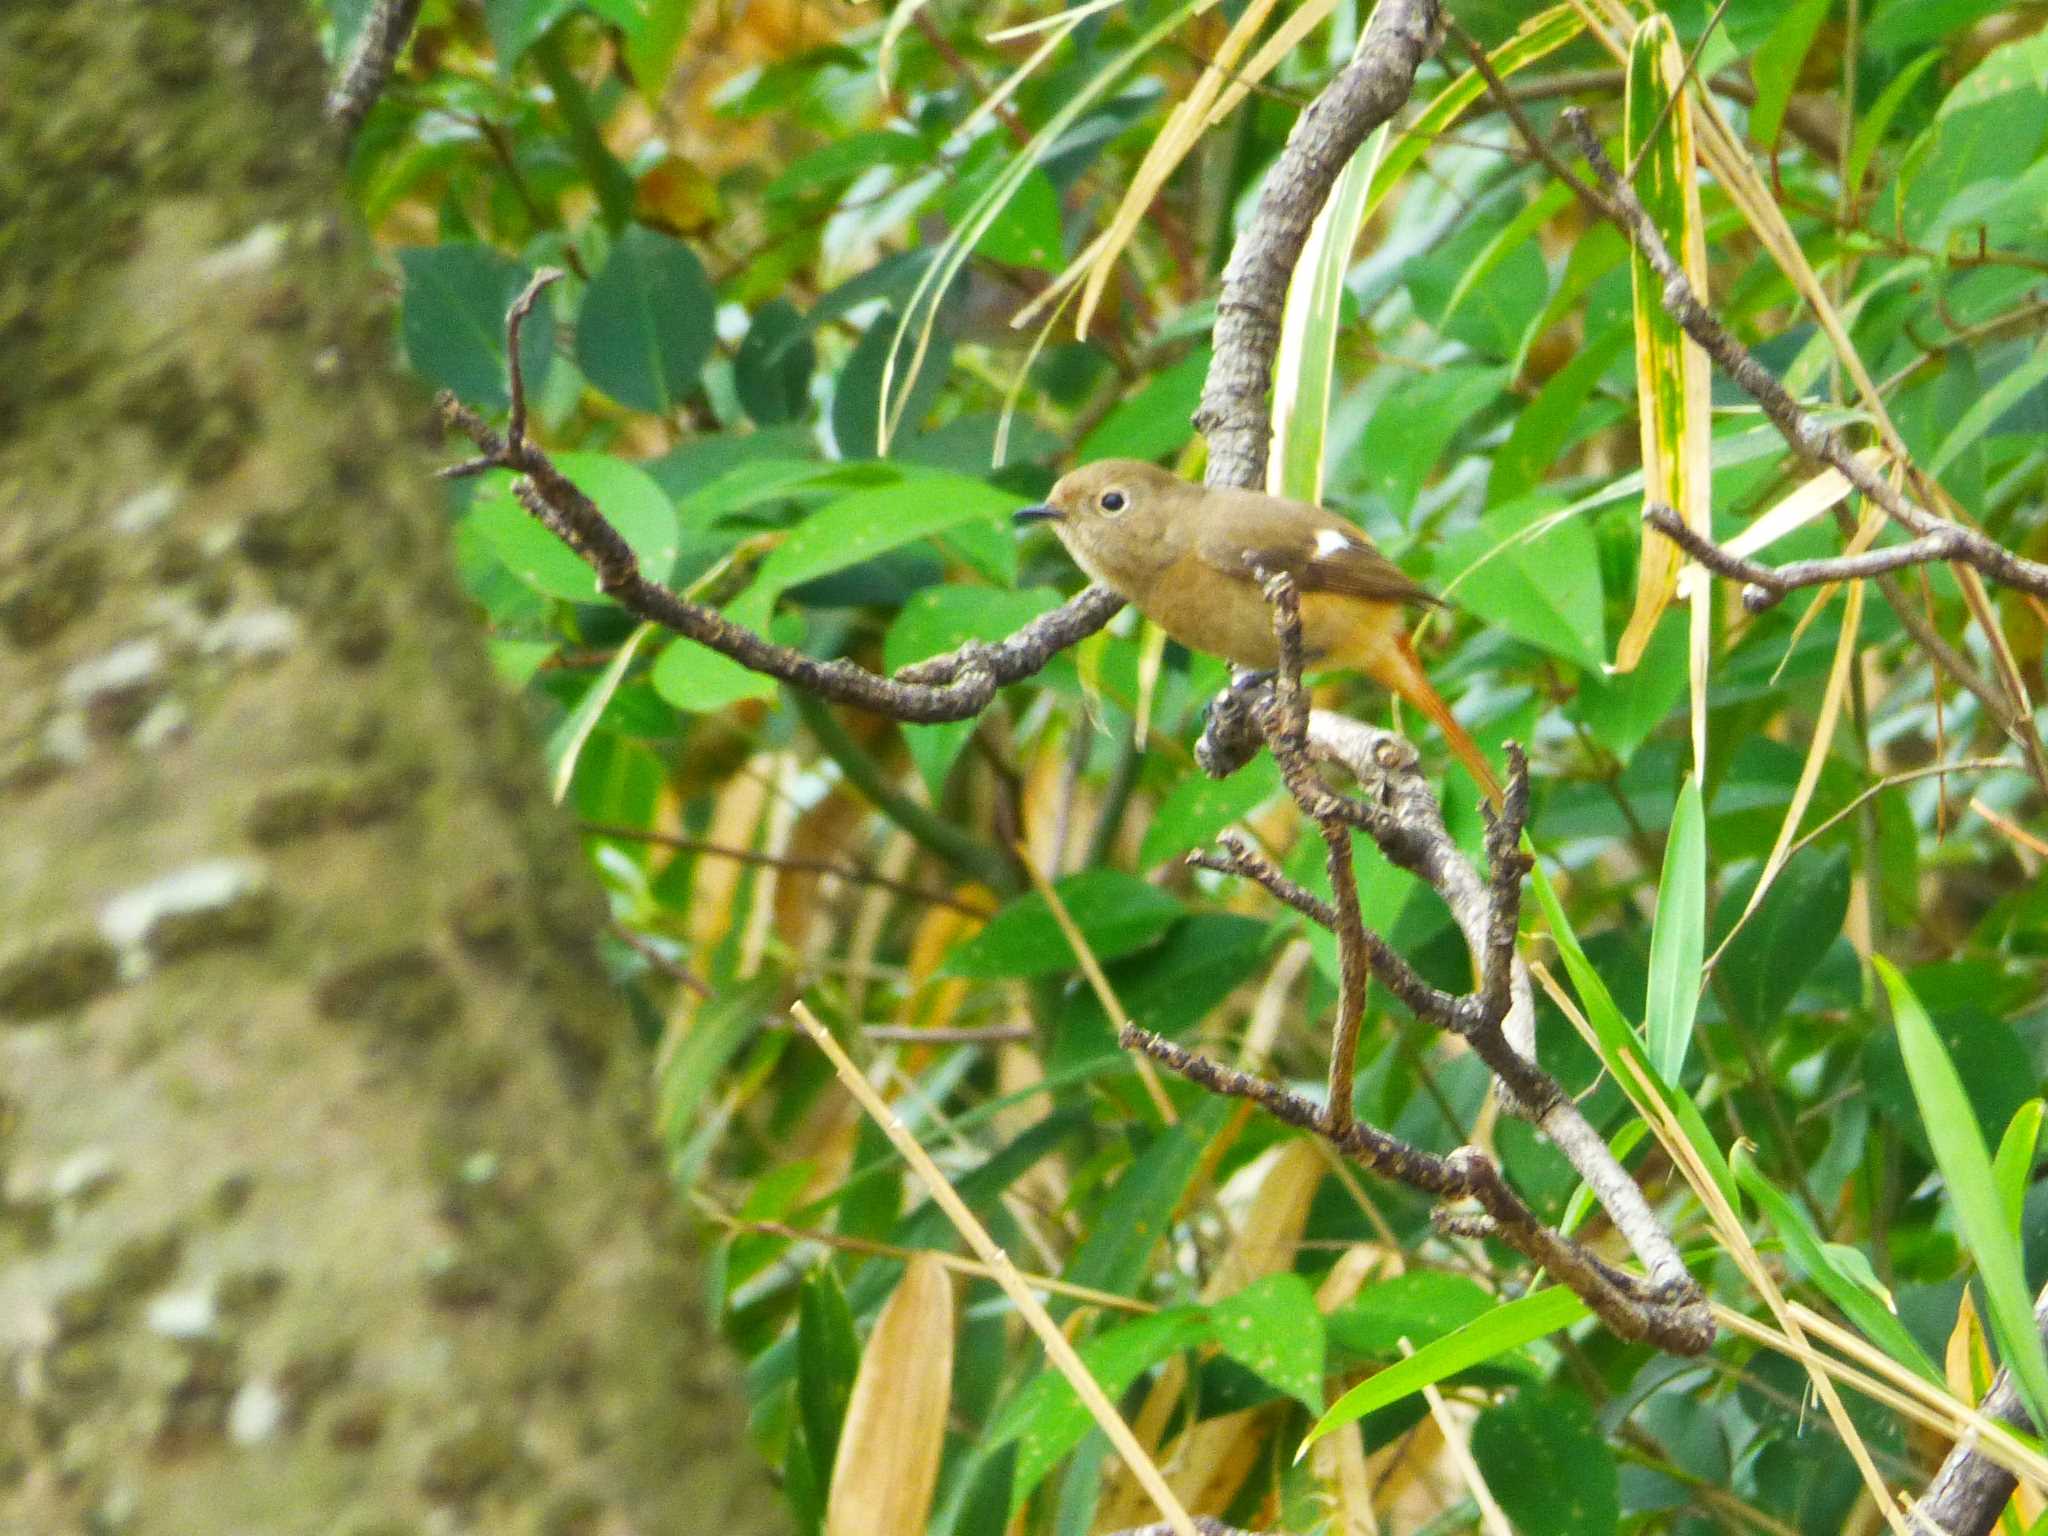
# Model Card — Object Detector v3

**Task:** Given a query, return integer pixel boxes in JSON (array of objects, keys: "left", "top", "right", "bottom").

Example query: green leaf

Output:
[
  {"left": 647, "top": 610, "right": 802, "bottom": 714},
  {"left": 831, "top": 311, "right": 952, "bottom": 460},
  {"left": 484, "top": 0, "right": 570, "bottom": 65},
  {"left": 1138, "top": 757, "right": 1284, "bottom": 871},
  {"left": 1645, "top": 776, "right": 1704, "bottom": 1082},
  {"left": 1749, "top": 0, "right": 1832, "bottom": 152},
  {"left": 1845, "top": 49, "right": 1943, "bottom": 197},
  {"left": 1488, "top": 327, "right": 1630, "bottom": 507},
  {"left": 1302, "top": 1286, "right": 1591, "bottom": 1453},
  {"left": 1733, "top": 1145, "right": 1942, "bottom": 1384},
  {"left": 1930, "top": 338, "right": 2048, "bottom": 479},
  {"left": 575, "top": 226, "right": 717, "bottom": 414},
  {"left": 1714, "top": 850, "right": 1851, "bottom": 1034},
  {"left": 1326, "top": 1272, "right": 1502, "bottom": 1361},
  {"left": 945, "top": 871, "right": 1182, "bottom": 980},
  {"left": 884, "top": 586, "right": 1065, "bottom": 799},
  {"left": 398, "top": 244, "right": 554, "bottom": 411},
  {"left": 1528, "top": 859, "right": 1739, "bottom": 1210},
  {"left": 796, "top": 1264, "right": 859, "bottom": 1493},
  {"left": 466, "top": 452, "right": 679, "bottom": 601},
  {"left": 986, "top": 1307, "right": 1212, "bottom": 1512},
  {"left": 1876, "top": 956, "right": 2048, "bottom": 1435},
  {"left": 617, "top": 0, "right": 701, "bottom": 98},
  {"left": 1077, "top": 348, "right": 1211, "bottom": 464},
  {"left": 1358, "top": 366, "right": 1509, "bottom": 520},
  {"left": 1271, "top": 122, "right": 1389, "bottom": 503},
  {"left": 726, "top": 471, "right": 1016, "bottom": 631},
  {"left": 1061, "top": 1099, "right": 1233, "bottom": 1305},
  {"left": 545, "top": 622, "right": 654, "bottom": 804},
  {"left": 1210, "top": 1274, "right": 1326, "bottom": 1413},
  {"left": 1052, "top": 915, "right": 1274, "bottom": 1072},
  {"left": 1995, "top": 1099, "right": 2045, "bottom": 1238},
  {"left": 734, "top": 299, "right": 816, "bottom": 426},
  {"left": 1440, "top": 501, "right": 1606, "bottom": 671},
  {"left": 944, "top": 161, "right": 1064, "bottom": 273},
  {"left": 1577, "top": 615, "right": 1686, "bottom": 760},
  {"left": 1470, "top": 1388, "right": 1618, "bottom": 1536}
]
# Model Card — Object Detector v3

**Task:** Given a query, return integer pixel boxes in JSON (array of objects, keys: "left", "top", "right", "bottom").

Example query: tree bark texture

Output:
[{"left": 0, "top": 4, "right": 782, "bottom": 1532}]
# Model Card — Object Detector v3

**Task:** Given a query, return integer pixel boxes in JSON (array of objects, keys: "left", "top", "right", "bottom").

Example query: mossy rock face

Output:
[
  {"left": 0, "top": 930, "right": 119, "bottom": 1020},
  {"left": 1, "top": 544, "right": 105, "bottom": 647},
  {"left": 314, "top": 947, "right": 462, "bottom": 1039},
  {"left": 418, "top": 1417, "right": 529, "bottom": 1504}
]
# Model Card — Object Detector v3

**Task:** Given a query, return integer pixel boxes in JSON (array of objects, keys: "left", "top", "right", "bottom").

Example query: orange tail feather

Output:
[{"left": 1381, "top": 638, "right": 1504, "bottom": 809}]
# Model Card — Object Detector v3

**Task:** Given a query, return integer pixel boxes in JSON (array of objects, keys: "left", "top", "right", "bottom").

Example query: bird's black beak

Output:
[{"left": 1012, "top": 504, "right": 1063, "bottom": 526}]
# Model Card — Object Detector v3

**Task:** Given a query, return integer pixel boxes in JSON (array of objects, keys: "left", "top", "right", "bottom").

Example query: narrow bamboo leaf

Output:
[
  {"left": 1877, "top": 957, "right": 2048, "bottom": 1435},
  {"left": 1994, "top": 1099, "right": 2045, "bottom": 1240},
  {"left": 1061, "top": 1099, "right": 1233, "bottom": 1304},
  {"left": 1930, "top": 338, "right": 2048, "bottom": 479},
  {"left": 943, "top": 871, "right": 1182, "bottom": 980},
  {"left": 1270, "top": 122, "right": 1388, "bottom": 503},
  {"left": 1645, "top": 777, "right": 1705, "bottom": 1082},
  {"left": 1529, "top": 859, "right": 1739, "bottom": 1210},
  {"left": 1749, "top": 0, "right": 1832, "bottom": 152},
  {"left": 1733, "top": 1146, "right": 1942, "bottom": 1384},
  {"left": 1845, "top": 50, "right": 1944, "bottom": 197},
  {"left": 546, "top": 622, "right": 653, "bottom": 804},
  {"left": 798, "top": 1264, "right": 861, "bottom": 1490},
  {"left": 1614, "top": 13, "right": 1712, "bottom": 702},
  {"left": 1300, "top": 1286, "right": 1591, "bottom": 1453}
]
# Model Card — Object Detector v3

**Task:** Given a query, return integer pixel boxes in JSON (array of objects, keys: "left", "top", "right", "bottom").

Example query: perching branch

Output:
[
  {"left": 1643, "top": 503, "right": 1969, "bottom": 613},
  {"left": 440, "top": 273, "right": 1125, "bottom": 726},
  {"left": 326, "top": 0, "right": 423, "bottom": 143},
  {"left": 1906, "top": 1283, "right": 2048, "bottom": 1536},
  {"left": 1195, "top": 0, "right": 1444, "bottom": 491},
  {"left": 1166, "top": 575, "right": 1713, "bottom": 1354}
]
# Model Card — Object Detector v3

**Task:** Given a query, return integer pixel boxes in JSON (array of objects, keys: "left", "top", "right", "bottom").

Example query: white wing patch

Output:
[{"left": 1314, "top": 528, "right": 1359, "bottom": 558}]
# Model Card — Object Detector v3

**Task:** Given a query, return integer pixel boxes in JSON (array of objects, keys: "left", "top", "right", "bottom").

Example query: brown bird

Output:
[{"left": 1015, "top": 459, "right": 1503, "bottom": 806}]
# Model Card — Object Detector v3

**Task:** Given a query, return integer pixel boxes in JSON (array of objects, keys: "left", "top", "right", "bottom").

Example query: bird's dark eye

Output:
[{"left": 1100, "top": 490, "right": 1128, "bottom": 514}]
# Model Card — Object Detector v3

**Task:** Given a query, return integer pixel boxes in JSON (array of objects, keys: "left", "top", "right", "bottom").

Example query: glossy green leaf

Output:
[
  {"left": 545, "top": 622, "right": 654, "bottom": 803},
  {"left": 1994, "top": 1099, "right": 2045, "bottom": 1238},
  {"left": 726, "top": 471, "right": 1016, "bottom": 631},
  {"left": 484, "top": 0, "right": 570, "bottom": 65},
  {"left": 885, "top": 586, "right": 1066, "bottom": 799},
  {"left": 796, "top": 1264, "right": 859, "bottom": 1492},
  {"left": 734, "top": 299, "right": 816, "bottom": 426},
  {"left": 1210, "top": 1273, "right": 1326, "bottom": 1413},
  {"left": 832, "top": 310, "right": 952, "bottom": 460},
  {"left": 1645, "top": 776, "right": 1704, "bottom": 1082},
  {"left": 1302, "top": 1286, "right": 1591, "bottom": 1453},
  {"left": 1931, "top": 338, "right": 2048, "bottom": 479},
  {"left": 1061, "top": 1098, "right": 1232, "bottom": 1305},
  {"left": 1734, "top": 1145, "right": 1942, "bottom": 1384},
  {"left": 1326, "top": 1272, "right": 1501, "bottom": 1360},
  {"left": 944, "top": 161, "right": 1064, "bottom": 273},
  {"left": 1876, "top": 956, "right": 2048, "bottom": 1434},
  {"left": 1138, "top": 756, "right": 1283, "bottom": 872},
  {"left": 945, "top": 870, "right": 1182, "bottom": 979},
  {"left": 398, "top": 244, "right": 554, "bottom": 411},
  {"left": 466, "top": 452, "right": 679, "bottom": 601},
  {"left": 1714, "top": 850, "right": 1851, "bottom": 1035},
  {"left": 1358, "top": 365, "right": 1509, "bottom": 521},
  {"left": 986, "top": 1307, "right": 1211, "bottom": 1513},
  {"left": 1749, "top": 0, "right": 1832, "bottom": 152},
  {"left": 1471, "top": 1388, "right": 1618, "bottom": 1536},
  {"left": 1077, "top": 348, "right": 1211, "bottom": 465},
  {"left": 575, "top": 226, "right": 717, "bottom": 414},
  {"left": 1439, "top": 501, "right": 1606, "bottom": 671}
]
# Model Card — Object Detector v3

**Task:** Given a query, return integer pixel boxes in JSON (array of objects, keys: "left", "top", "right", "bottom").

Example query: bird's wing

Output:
[{"left": 1194, "top": 492, "right": 1443, "bottom": 608}]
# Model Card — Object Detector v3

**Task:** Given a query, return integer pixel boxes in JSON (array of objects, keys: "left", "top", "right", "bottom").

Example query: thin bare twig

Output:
[
  {"left": 440, "top": 272, "right": 1126, "bottom": 725},
  {"left": 1643, "top": 503, "right": 1967, "bottom": 613}
]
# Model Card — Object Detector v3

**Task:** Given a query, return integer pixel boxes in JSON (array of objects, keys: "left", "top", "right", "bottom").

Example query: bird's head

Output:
[{"left": 1013, "top": 459, "right": 1192, "bottom": 591}]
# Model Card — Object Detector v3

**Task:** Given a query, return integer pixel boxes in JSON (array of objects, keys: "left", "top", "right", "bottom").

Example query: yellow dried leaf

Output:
[{"left": 826, "top": 1252, "right": 955, "bottom": 1536}]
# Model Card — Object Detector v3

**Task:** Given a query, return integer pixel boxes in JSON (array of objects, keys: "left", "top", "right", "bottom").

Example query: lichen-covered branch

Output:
[
  {"left": 1195, "top": 0, "right": 1443, "bottom": 491},
  {"left": 326, "top": 0, "right": 423, "bottom": 142},
  {"left": 1170, "top": 578, "right": 1712, "bottom": 1353},
  {"left": 440, "top": 274, "right": 1125, "bottom": 725},
  {"left": 1643, "top": 503, "right": 1966, "bottom": 613},
  {"left": 1906, "top": 1284, "right": 2048, "bottom": 1536}
]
